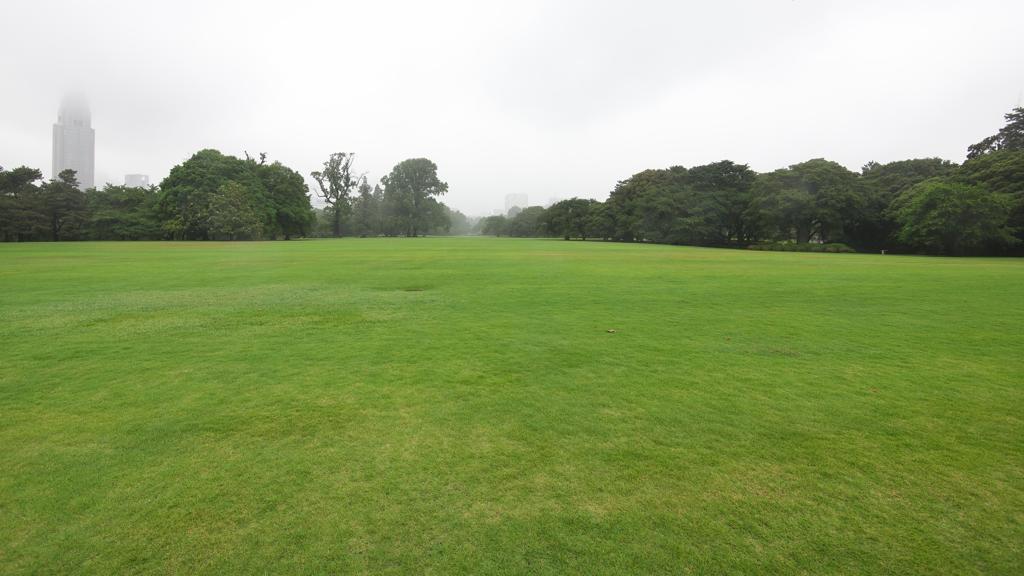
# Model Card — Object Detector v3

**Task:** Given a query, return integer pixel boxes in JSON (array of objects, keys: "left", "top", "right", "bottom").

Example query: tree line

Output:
[
  {"left": 309, "top": 154, "right": 472, "bottom": 237},
  {"left": 0, "top": 150, "right": 467, "bottom": 241},
  {"left": 481, "top": 107, "right": 1024, "bottom": 255},
  {"left": 3, "top": 107, "right": 1021, "bottom": 254}
]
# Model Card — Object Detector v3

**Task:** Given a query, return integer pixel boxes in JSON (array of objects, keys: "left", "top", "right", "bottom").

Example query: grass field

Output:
[{"left": 1, "top": 238, "right": 1022, "bottom": 574}]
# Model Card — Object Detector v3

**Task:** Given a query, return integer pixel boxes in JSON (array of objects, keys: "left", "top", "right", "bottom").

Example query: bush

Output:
[{"left": 748, "top": 242, "right": 855, "bottom": 253}]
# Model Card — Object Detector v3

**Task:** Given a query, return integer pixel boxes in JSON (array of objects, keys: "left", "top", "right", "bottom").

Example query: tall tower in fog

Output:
[
  {"left": 52, "top": 96, "right": 95, "bottom": 189},
  {"left": 505, "top": 193, "right": 528, "bottom": 215}
]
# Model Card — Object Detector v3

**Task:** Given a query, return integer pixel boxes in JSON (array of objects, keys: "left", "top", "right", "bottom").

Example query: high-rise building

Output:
[
  {"left": 124, "top": 174, "right": 150, "bottom": 188},
  {"left": 52, "top": 96, "right": 95, "bottom": 189},
  {"left": 505, "top": 193, "right": 528, "bottom": 215}
]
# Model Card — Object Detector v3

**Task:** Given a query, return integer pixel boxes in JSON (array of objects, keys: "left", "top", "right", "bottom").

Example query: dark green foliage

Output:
[
  {"left": 371, "top": 185, "right": 387, "bottom": 234},
  {"left": 603, "top": 147, "right": 1016, "bottom": 256},
  {"left": 757, "top": 159, "right": 863, "bottom": 244},
  {"left": 957, "top": 150, "right": 1024, "bottom": 197},
  {"left": 41, "top": 170, "right": 88, "bottom": 241},
  {"left": 86, "top": 185, "right": 162, "bottom": 240},
  {"left": 351, "top": 178, "right": 378, "bottom": 237},
  {"left": 479, "top": 215, "right": 508, "bottom": 236},
  {"left": 421, "top": 197, "right": 451, "bottom": 235},
  {"left": 748, "top": 242, "right": 856, "bottom": 253},
  {"left": 854, "top": 158, "right": 959, "bottom": 251},
  {"left": 380, "top": 158, "right": 449, "bottom": 237},
  {"left": 584, "top": 201, "right": 615, "bottom": 240},
  {"left": 206, "top": 181, "right": 265, "bottom": 240},
  {"left": 967, "top": 107, "right": 1024, "bottom": 159},
  {"left": 634, "top": 184, "right": 703, "bottom": 245},
  {"left": 861, "top": 158, "right": 960, "bottom": 198},
  {"left": 159, "top": 149, "right": 266, "bottom": 239},
  {"left": 505, "top": 206, "right": 547, "bottom": 237},
  {"left": 0, "top": 166, "right": 47, "bottom": 241},
  {"left": 5, "top": 155, "right": 312, "bottom": 243},
  {"left": 956, "top": 151, "right": 1024, "bottom": 247},
  {"left": 603, "top": 162, "right": 763, "bottom": 246},
  {"left": 891, "top": 179, "right": 1016, "bottom": 255},
  {"left": 310, "top": 153, "right": 359, "bottom": 237},
  {"left": 158, "top": 149, "right": 312, "bottom": 240},
  {"left": 259, "top": 161, "right": 315, "bottom": 239},
  {"left": 3, "top": 107, "right": 1022, "bottom": 253},
  {"left": 480, "top": 143, "right": 1020, "bottom": 257},
  {"left": 688, "top": 160, "right": 762, "bottom": 245},
  {"left": 544, "top": 198, "right": 596, "bottom": 239},
  {"left": 607, "top": 167, "right": 689, "bottom": 242}
]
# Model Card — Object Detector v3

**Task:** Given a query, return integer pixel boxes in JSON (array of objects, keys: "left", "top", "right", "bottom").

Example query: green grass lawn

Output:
[{"left": 1, "top": 238, "right": 1022, "bottom": 574}]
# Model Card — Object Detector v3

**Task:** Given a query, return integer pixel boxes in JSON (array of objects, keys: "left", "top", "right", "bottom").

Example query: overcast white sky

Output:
[{"left": 2, "top": 0, "right": 1022, "bottom": 215}]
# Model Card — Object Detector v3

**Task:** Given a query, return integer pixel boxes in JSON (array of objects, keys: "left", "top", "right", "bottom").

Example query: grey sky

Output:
[{"left": 2, "top": 0, "right": 1022, "bottom": 215}]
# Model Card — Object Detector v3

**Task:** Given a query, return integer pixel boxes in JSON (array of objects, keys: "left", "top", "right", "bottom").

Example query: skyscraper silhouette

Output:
[{"left": 52, "top": 95, "right": 95, "bottom": 189}]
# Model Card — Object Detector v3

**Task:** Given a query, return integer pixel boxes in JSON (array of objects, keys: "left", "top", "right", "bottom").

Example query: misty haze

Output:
[{"left": 1, "top": 1, "right": 1023, "bottom": 574}]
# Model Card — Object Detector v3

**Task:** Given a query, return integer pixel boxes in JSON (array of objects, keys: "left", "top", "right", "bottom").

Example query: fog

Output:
[{"left": 2, "top": 0, "right": 1022, "bottom": 215}]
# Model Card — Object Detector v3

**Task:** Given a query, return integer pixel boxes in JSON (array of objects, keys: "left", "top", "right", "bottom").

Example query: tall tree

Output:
[
  {"left": 545, "top": 198, "right": 595, "bottom": 240},
  {"left": 258, "top": 161, "right": 314, "bottom": 239},
  {"left": 41, "top": 170, "right": 88, "bottom": 241},
  {"left": 757, "top": 159, "right": 862, "bottom": 243},
  {"left": 855, "top": 158, "right": 958, "bottom": 250},
  {"left": 967, "top": 107, "right": 1024, "bottom": 159},
  {"left": 688, "top": 160, "right": 761, "bottom": 245},
  {"left": 420, "top": 197, "right": 451, "bottom": 234},
  {"left": 634, "top": 183, "right": 707, "bottom": 245},
  {"left": 0, "top": 166, "right": 47, "bottom": 241},
  {"left": 584, "top": 202, "right": 615, "bottom": 240},
  {"left": 310, "top": 152, "right": 360, "bottom": 237},
  {"left": 86, "top": 184, "right": 162, "bottom": 240},
  {"left": 158, "top": 149, "right": 269, "bottom": 240},
  {"left": 754, "top": 170, "right": 815, "bottom": 243},
  {"left": 372, "top": 184, "right": 389, "bottom": 235},
  {"left": 891, "top": 179, "right": 1016, "bottom": 255},
  {"left": 956, "top": 150, "right": 1024, "bottom": 248},
  {"left": 351, "top": 177, "right": 379, "bottom": 237},
  {"left": 206, "top": 181, "right": 264, "bottom": 240},
  {"left": 506, "top": 206, "right": 546, "bottom": 237},
  {"left": 956, "top": 150, "right": 1024, "bottom": 197},
  {"left": 159, "top": 149, "right": 310, "bottom": 240},
  {"left": 480, "top": 215, "right": 508, "bottom": 236},
  {"left": 607, "top": 167, "right": 688, "bottom": 242},
  {"left": 380, "top": 158, "right": 448, "bottom": 237}
]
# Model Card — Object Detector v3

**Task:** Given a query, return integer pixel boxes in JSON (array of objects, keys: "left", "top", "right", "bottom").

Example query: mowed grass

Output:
[{"left": 0, "top": 238, "right": 1022, "bottom": 575}]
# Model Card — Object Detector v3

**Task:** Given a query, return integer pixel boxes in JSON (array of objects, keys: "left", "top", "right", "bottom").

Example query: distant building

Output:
[
  {"left": 505, "top": 193, "right": 528, "bottom": 215},
  {"left": 52, "top": 95, "right": 95, "bottom": 189},
  {"left": 124, "top": 174, "right": 150, "bottom": 188}
]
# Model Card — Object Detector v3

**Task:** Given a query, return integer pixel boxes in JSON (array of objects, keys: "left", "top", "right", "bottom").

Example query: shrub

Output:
[{"left": 748, "top": 242, "right": 855, "bottom": 253}]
